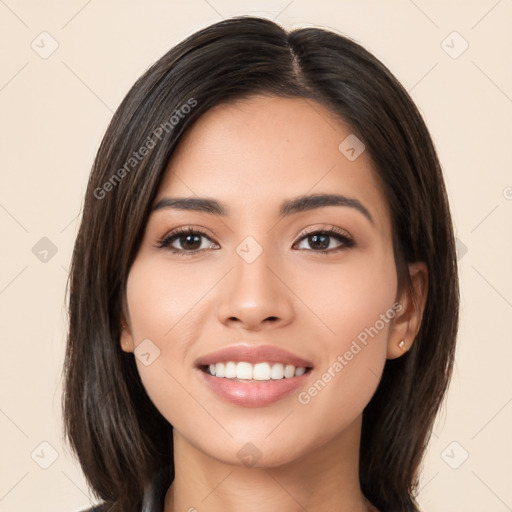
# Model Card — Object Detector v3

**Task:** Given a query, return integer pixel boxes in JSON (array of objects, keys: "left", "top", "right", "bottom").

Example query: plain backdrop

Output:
[{"left": 0, "top": 1, "right": 511, "bottom": 511}]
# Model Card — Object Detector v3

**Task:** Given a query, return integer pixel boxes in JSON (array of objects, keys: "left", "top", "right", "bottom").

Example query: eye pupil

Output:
[
  {"left": 310, "top": 234, "right": 329, "bottom": 250},
  {"left": 181, "top": 234, "right": 201, "bottom": 249}
]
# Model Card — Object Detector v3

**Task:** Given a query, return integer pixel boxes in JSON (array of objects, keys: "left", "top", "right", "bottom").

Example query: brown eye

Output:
[
  {"left": 294, "top": 227, "right": 355, "bottom": 254},
  {"left": 155, "top": 227, "right": 218, "bottom": 256}
]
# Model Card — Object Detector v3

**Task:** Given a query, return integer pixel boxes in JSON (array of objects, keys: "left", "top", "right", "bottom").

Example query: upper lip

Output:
[{"left": 195, "top": 343, "right": 314, "bottom": 368}]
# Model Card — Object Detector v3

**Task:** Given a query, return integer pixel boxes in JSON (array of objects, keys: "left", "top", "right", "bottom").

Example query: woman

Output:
[{"left": 63, "top": 15, "right": 459, "bottom": 512}]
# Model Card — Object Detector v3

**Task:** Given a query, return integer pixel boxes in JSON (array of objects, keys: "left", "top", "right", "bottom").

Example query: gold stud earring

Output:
[{"left": 398, "top": 339, "right": 406, "bottom": 351}]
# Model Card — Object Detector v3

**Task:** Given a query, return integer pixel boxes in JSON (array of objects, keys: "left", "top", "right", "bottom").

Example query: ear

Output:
[
  {"left": 387, "top": 262, "right": 428, "bottom": 359},
  {"left": 120, "top": 314, "right": 135, "bottom": 353}
]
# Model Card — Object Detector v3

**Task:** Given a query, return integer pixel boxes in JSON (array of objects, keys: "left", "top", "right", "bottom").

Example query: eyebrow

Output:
[{"left": 152, "top": 193, "right": 374, "bottom": 225}]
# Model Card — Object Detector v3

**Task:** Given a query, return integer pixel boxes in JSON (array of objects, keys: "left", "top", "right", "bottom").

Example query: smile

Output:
[
  {"left": 201, "top": 361, "right": 312, "bottom": 381},
  {"left": 195, "top": 343, "right": 314, "bottom": 406}
]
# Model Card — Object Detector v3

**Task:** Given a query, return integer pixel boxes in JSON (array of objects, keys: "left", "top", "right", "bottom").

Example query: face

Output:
[{"left": 121, "top": 94, "right": 417, "bottom": 467}]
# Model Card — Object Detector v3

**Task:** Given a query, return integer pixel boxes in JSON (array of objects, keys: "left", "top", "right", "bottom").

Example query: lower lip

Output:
[{"left": 198, "top": 368, "right": 313, "bottom": 407}]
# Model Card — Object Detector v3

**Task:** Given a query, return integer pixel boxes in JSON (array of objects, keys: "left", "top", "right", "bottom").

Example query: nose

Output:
[{"left": 217, "top": 243, "right": 295, "bottom": 331}]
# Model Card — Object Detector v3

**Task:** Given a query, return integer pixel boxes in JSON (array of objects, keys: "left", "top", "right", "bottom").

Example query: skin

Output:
[{"left": 120, "top": 94, "right": 428, "bottom": 512}]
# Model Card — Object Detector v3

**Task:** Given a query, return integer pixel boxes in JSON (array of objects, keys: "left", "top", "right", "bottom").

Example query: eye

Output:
[
  {"left": 293, "top": 226, "right": 355, "bottom": 254},
  {"left": 155, "top": 225, "right": 355, "bottom": 257},
  {"left": 155, "top": 226, "right": 218, "bottom": 256}
]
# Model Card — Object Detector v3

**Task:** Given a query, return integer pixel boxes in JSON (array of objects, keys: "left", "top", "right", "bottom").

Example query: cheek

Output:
[
  {"left": 124, "top": 257, "right": 213, "bottom": 422},
  {"left": 292, "top": 248, "right": 397, "bottom": 413},
  {"left": 125, "top": 256, "right": 211, "bottom": 341},
  {"left": 295, "top": 245, "right": 398, "bottom": 346}
]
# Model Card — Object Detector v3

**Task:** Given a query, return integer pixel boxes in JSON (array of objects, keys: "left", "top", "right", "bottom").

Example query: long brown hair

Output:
[{"left": 63, "top": 15, "right": 459, "bottom": 512}]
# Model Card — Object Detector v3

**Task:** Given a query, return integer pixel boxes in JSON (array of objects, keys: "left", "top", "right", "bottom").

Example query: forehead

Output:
[{"left": 155, "top": 94, "right": 390, "bottom": 234}]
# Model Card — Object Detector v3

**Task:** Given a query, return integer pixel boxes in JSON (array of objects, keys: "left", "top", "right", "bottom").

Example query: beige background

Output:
[{"left": 1, "top": 1, "right": 511, "bottom": 511}]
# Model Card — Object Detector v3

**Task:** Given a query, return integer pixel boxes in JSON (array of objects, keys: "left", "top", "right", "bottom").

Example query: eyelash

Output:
[{"left": 154, "top": 225, "right": 355, "bottom": 257}]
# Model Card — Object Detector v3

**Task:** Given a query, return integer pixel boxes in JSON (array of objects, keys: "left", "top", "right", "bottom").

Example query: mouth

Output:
[
  {"left": 194, "top": 344, "right": 314, "bottom": 407},
  {"left": 198, "top": 361, "right": 314, "bottom": 381}
]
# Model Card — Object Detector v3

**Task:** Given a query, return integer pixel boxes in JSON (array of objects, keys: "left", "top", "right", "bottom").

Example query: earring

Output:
[{"left": 398, "top": 339, "right": 406, "bottom": 351}]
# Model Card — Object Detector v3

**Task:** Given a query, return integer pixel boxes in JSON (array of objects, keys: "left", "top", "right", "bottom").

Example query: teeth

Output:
[
  {"left": 206, "top": 361, "right": 308, "bottom": 380},
  {"left": 271, "top": 363, "right": 284, "bottom": 379},
  {"left": 284, "top": 364, "right": 295, "bottom": 378},
  {"left": 253, "top": 362, "right": 271, "bottom": 380},
  {"left": 217, "top": 362, "right": 226, "bottom": 377},
  {"left": 225, "top": 361, "right": 237, "bottom": 378},
  {"left": 236, "top": 362, "right": 253, "bottom": 380}
]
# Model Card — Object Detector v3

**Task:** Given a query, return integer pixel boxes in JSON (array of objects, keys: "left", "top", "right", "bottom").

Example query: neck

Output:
[{"left": 164, "top": 414, "right": 377, "bottom": 512}]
